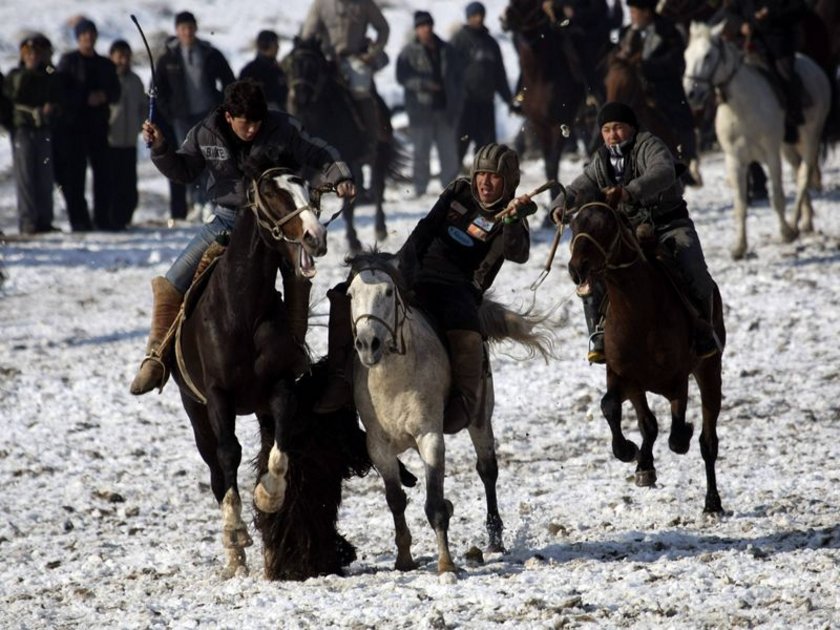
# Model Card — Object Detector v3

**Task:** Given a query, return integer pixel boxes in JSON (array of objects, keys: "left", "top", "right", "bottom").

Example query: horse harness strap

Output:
[
  {"left": 248, "top": 167, "right": 316, "bottom": 245},
  {"left": 685, "top": 37, "right": 741, "bottom": 103},
  {"left": 570, "top": 203, "right": 644, "bottom": 272},
  {"left": 351, "top": 266, "right": 408, "bottom": 356}
]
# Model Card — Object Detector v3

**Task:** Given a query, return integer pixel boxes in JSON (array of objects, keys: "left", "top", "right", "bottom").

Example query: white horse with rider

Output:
[{"left": 683, "top": 21, "right": 830, "bottom": 259}]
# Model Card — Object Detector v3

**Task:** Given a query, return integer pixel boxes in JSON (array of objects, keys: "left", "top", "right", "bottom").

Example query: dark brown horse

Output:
[
  {"left": 502, "top": 0, "right": 585, "bottom": 211},
  {"left": 170, "top": 168, "right": 330, "bottom": 577},
  {"left": 566, "top": 202, "right": 725, "bottom": 514}
]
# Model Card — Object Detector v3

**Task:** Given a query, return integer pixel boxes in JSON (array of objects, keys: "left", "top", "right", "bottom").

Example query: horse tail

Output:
[
  {"left": 374, "top": 93, "right": 411, "bottom": 184},
  {"left": 478, "top": 295, "right": 557, "bottom": 363}
]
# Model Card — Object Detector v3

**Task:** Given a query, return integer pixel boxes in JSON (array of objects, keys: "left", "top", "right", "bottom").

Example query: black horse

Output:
[
  {"left": 282, "top": 37, "right": 407, "bottom": 253},
  {"left": 169, "top": 168, "right": 330, "bottom": 578}
]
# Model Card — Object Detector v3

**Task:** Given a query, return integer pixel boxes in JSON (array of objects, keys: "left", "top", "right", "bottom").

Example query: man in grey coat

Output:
[{"left": 397, "top": 11, "right": 464, "bottom": 196}]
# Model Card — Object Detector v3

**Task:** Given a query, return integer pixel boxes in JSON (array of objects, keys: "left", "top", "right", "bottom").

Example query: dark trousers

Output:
[
  {"left": 456, "top": 100, "right": 496, "bottom": 165},
  {"left": 54, "top": 130, "right": 112, "bottom": 231},
  {"left": 413, "top": 281, "right": 482, "bottom": 333},
  {"left": 109, "top": 146, "right": 138, "bottom": 229}
]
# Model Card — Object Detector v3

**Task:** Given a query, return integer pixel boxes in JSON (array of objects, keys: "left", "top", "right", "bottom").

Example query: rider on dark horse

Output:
[
  {"left": 721, "top": 0, "right": 807, "bottom": 143},
  {"left": 130, "top": 78, "right": 356, "bottom": 396},
  {"left": 316, "top": 143, "right": 538, "bottom": 428},
  {"left": 550, "top": 102, "right": 720, "bottom": 363},
  {"left": 301, "top": 0, "right": 390, "bottom": 164}
]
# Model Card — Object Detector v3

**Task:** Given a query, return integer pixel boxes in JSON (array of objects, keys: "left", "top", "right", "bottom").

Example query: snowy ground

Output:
[{"left": 2, "top": 1, "right": 840, "bottom": 628}]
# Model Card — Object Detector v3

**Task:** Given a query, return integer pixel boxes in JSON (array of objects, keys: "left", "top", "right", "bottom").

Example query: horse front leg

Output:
[
  {"left": 602, "top": 373, "right": 637, "bottom": 462},
  {"left": 726, "top": 154, "right": 750, "bottom": 259},
  {"left": 668, "top": 388, "right": 693, "bottom": 455},
  {"left": 416, "top": 432, "right": 457, "bottom": 581},
  {"left": 765, "top": 153, "right": 798, "bottom": 244},
  {"left": 372, "top": 143, "right": 388, "bottom": 241},
  {"left": 370, "top": 445, "right": 418, "bottom": 572},
  {"left": 693, "top": 358, "right": 724, "bottom": 514},
  {"left": 254, "top": 381, "right": 295, "bottom": 514},
  {"left": 628, "top": 391, "right": 658, "bottom": 487}
]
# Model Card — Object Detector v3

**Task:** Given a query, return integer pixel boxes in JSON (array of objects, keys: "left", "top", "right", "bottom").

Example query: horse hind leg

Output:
[
  {"left": 693, "top": 359, "right": 724, "bottom": 514},
  {"left": 765, "top": 153, "right": 798, "bottom": 243},
  {"left": 628, "top": 391, "right": 658, "bottom": 487},
  {"left": 417, "top": 432, "right": 457, "bottom": 581}
]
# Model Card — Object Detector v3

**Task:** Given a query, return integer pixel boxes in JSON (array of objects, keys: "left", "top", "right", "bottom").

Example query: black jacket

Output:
[
  {"left": 723, "top": 0, "right": 806, "bottom": 58},
  {"left": 155, "top": 37, "right": 235, "bottom": 122},
  {"left": 450, "top": 25, "right": 512, "bottom": 105},
  {"left": 3, "top": 63, "right": 63, "bottom": 129},
  {"left": 151, "top": 108, "right": 352, "bottom": 209},
  {"left": 55, "top": 51, "right": 120, "bottom": 136},
  {"left": 239, "top": 55, "right": 288, "bottom": 112},
  {"left": 400, "top": 178, "right": 529, "bottom": 296}
]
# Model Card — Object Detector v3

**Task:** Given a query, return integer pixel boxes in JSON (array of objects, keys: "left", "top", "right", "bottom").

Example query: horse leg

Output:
[
  {"left": 467, "top": 389, "right": 504, "bottom": 553},
  {"left": 182, "top": 391, "right": 225, "bottom": 501},
  {"left": 416, "top": 432, "right": 457, "bottom": 579},
  {"left": 540, "top": 130, "right": 563, "bottom": 228},
  {"left": 369, "top": 445, "right": 417, "bottom": 571},
  {"left": 373, "top": 142, "right": 388, "bottom": 241},
  {"left": 765, "top": 152, "right": 798, "bottom": 243},
  {"left": 254, "top": 381, "right": 295, "bottom": 514},
  {"left": 668, "top": 388, "right": 693, "bottom": 455},
  {"left": 726, "top": 153, "right": 750, "bottom": 259},
  {"left": 628, "top": 391, "right": 658, "bottom": 487},
  {"left": 602, "top": 373, "right": 637, "bottom": 462},
  {"left": 692, "top": 358, "right": 724, "bottom": 514},
  {"left": 343, "top": 197, "right": 361, "bottom": 254}
]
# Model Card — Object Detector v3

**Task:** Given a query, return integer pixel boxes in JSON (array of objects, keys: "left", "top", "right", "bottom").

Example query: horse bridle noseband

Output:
[
  {"left": 248, "top": 167, "right": 321, "bottom": 245},
  {"left": 569, "top": 202, "right": 644, "bottom": 274},
  {"left": 350, "top": 267, "right": 408, "bottom": 356},
  {"left": 684, "top": 35, "right": 742, "bottom": 98}
]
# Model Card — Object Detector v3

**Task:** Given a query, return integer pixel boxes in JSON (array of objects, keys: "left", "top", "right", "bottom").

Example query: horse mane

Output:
[{"left": 347, "top": 249, "right": 417, "bottom": 307}]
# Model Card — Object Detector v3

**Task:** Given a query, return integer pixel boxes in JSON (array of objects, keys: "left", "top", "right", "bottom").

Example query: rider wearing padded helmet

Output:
[{"left": 315, "top": 143, "right": 536, "bottom": 427}]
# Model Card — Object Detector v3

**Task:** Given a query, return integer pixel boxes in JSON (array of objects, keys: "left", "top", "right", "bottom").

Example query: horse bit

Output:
[{"left": 350, "top": 267, "right": 408, "bottom": 356}]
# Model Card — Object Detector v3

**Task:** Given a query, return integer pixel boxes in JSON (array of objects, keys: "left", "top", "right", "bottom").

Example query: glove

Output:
[
  {"left": 603, "top": 186, "right": 627, "bottom": 209},
  {"left": 503, "top": 200, "right": 538, "bottom": 224}
]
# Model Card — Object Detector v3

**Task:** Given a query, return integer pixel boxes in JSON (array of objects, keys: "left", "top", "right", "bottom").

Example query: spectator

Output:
[
  {"left": 54, "top": 18, "right": 121, "bottom": 231},
  {"left": 239, "top": 30, "right": 288, "bottom": 111},
  {"left": 450, "top": 2, "right": 513, "bottom": 166},
  {"left": 108, "top": 40, "right": 147, "bottom": 230},
  {"left": 396, "top": 11, "right": 464, "bottom": 196},
  {"left": 4, "top": 35, "right": 62, "bottom": 234},
  {"left": 156, "top": 11, "right": 235, "bottom": 220}
]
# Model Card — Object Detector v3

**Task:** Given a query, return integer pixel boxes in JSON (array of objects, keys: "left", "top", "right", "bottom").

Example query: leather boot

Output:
[
  {"left": 443, "top": 330, "right": 485, "bottom": 434},
  {"left": 579, "top": 281, "right": 606, "bottom": 364},
  {"left": 314, "top": 286, "right": 355, "bottom": 414},
  {"left": 281, "top": 270, "right": 312, "bottom": 346},
  {"left": 694, "top": 293, "right": 722, "bottom": 359},
  {"left": 130, "top": 276, "right": 183, "bottom": 395}
]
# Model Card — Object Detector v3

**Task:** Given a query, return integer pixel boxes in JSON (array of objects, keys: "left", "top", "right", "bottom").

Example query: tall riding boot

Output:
[
  {"left": 443, "top": 330, "right": 485, "bottom": 434},
  {"left": 130, "top": 276, "right": 184, "bottom": 395},
  {"left": 281, "top": 271, "right": 312, "bottom": 346},
  {"left": 579, "top": 281, "right": 606, "bottom": 364},
  {"left": 314, "top": 286, "right": 355, "bottom": 414},
  {"left": 694, "top": 292, "right": 721, "bottom": 359}
]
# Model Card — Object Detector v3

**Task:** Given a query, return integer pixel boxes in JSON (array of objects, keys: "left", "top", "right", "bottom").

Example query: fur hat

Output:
[
  {"left": 414, "top": 11, "right": 434, "bottom": 28},
  {"left": 596, "top": 101, "right": 639, "bottom": 129}
]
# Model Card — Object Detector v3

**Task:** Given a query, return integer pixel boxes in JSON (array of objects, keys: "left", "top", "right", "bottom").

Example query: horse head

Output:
[
  {"left": 249, "top": 167, "right": 328, "bottom": 279},
  {"left": 567, "top": 202, "right": 641, "bottom": 291},
  {"left": 346, "top": 252, "right": 409, "bottom": 367},
  {"left": 285, "top": 37, "right": 330, "bottom": 113},
  {"left": 683, "top": 21, "right": 735, "bottom": 110}
]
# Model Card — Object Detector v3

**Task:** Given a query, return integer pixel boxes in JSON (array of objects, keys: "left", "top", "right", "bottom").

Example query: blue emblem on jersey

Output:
[{"left": 448, "top": 225, "right": 474, "bottom": 247}]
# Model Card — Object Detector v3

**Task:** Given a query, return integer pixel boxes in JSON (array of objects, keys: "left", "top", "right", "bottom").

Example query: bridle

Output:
[
  {"left": 350, "top": 266, "right": 408, "bottom": 356},
  {"left": 684, "top": 34, "right": 742, "bottom": 99},
  {"left": 247, "top": 168, "right": 320, "bottom": 245},
  {"left": 569, "top": 202, "right": 644, "bottom": 274},
  {"left": 288, "top": 47, "right": 328, "bottom": 104}
]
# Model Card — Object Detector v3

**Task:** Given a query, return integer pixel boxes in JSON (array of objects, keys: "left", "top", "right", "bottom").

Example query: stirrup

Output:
[
  {"left": 586, "top": 333, "right": 605, "bottom": 365},
  {"left": 137, "top": 353, "right": 169, "bottom": 394}
]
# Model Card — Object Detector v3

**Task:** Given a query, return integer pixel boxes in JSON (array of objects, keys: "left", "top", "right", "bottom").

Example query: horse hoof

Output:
[
  {"left": 635, "top": 469, "right": 657, "bottom": 487},
  {"left": 703, "top": 495, "right": 723, "bottom": 515},
  {"left": 375, "top": 227, "right": 388, "bottom": 242},
  {"left": 221, "top": 563, "right": 249, "bottom": 580},
  {"left": 730, "top": 244, "right": 747, "bottom": 260},
  {"left": 612, "top": 439, "right": 638, "bottom": 463},
  {"left": 486, "top": 542, "right": 505, "bottom": 555},
  {"left": 254, "top": 477, "right": 287, "bottom": 514},
  {"left": 782, "top": 225, "right": 799, "bottom": 243},
  {"left": 669, "top": 423, "right": 693, "bottom": 454},
  {"left": 438, "top": 571, "right": 458, "bottom": 585},
  {"left": 395, "top": 557, "right": 419, "bottom": 572},
  {"left": 222, "top": 526, "right": 253, "bottom": 549}
]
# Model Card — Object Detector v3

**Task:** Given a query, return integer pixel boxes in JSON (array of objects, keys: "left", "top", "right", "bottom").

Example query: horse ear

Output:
[
  {"left": 243, "top": 154, "right": 271, "bottom": 182},
  {"left": 709, "top": 21, "right": 726, "bottom": 39}
]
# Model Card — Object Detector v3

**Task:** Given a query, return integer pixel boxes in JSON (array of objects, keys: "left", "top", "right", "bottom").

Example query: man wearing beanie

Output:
[
  {"left": 550, "top": 101, "right": 720, "bottom": 362},
  {"left": 155, "top": 11, "right": 235, "bottom": 221},
  {"left": 54, "top": 17, "right": 121, "bottom": 231},
  {"left": 451, "top": 2, "right": 514, "bottom": 166},
  {"left": 397, "top": 11, "right": 464, "bottom": 196}
]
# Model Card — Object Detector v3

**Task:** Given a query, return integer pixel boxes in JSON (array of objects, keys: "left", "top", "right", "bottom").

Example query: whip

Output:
[{"left": 130, "top": 14, "right": 157, "bottom": 147}]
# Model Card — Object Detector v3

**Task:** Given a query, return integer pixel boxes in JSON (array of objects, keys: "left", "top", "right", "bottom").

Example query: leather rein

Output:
[
  {"left": 569, "top": 202, "right": 644, "bottom": 273},
  {"left": 247, "top": 167, "right": 324, "bottom": 245}
]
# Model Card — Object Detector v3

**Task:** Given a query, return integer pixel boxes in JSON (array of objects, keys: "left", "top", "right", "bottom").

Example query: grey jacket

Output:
[
  {"left": 151, "top": 108, "right": 352, "bottom": 209},
  {"left": 559, "top": 131, "right": 687, "bottom": 224},
  {"left": 109, "top": 70, "right": 147, "bottom": 148},
  {"left": 301, "top": 0, "right": 389, "bottom": 58},
  {"left": 396, "top": 35, "right": 464, "bottom": 126}
]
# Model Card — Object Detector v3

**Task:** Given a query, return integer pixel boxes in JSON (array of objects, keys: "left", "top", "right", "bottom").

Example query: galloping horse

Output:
[
  {"left": 501, "top": 0, "right": 585, "bottom": 211},
  {"left": 347, "top": 252, "right": 551, "bottom": 580},
  {"left": 683, "top": 22, "right": 831, "bottom": 259},
  {"left": 566, "top": 202, "right": 726, "bottom": 514},
  {"left": 283, "top": 38, "right": 406, "bottom": 253},
  {"left": 171, "top": 169, "right": 328, "bottom": 578}
]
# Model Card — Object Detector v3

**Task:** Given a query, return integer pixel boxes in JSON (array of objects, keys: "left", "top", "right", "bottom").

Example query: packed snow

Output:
[{"left": 1, "top": 1, "right": 839, "bottom": 628}]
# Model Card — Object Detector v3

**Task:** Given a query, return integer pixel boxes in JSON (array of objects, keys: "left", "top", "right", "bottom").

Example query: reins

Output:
[
  {"left": 350, "top": 266, "right": 409, "bottom": 356},
  {"left": 568, "top": 202, "right": 644, "bottom": 273}
]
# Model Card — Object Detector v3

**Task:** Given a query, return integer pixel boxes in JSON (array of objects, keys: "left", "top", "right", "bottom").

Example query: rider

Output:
[
  {"left": 300, "top": 0, "right": 390, "bottom": 162},
  {"left": 721, "top": 0, "right": 807, "bottom": 143},
  {"left": 316, "top": 143, "right": 537, "bottom": 427},
  {"left": 615, "top": 0, "right": 701, "bottom": 186},
  {"left": 130, "top": 78, "right": 356, "bottom": 395},
  {"left": 550, "top": 101, "right": 720, "bottom": 363}
]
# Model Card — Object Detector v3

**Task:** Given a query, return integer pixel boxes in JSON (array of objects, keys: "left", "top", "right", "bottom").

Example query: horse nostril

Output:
[
  {"left": 355, "top": 338, "right": 364, "bottom": 351},
  {"left": 371, "top": 337, "right": 381, "bottom": 353}
]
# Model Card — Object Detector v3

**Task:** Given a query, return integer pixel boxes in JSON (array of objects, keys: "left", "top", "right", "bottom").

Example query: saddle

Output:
[{"left": 744, "top": 54, "right": 812, "bottom": 110}]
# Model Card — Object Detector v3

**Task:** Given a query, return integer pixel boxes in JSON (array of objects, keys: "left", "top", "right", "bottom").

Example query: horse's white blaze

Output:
[{"left": 271, "top": 173, "right": 327, "bottom": 251}]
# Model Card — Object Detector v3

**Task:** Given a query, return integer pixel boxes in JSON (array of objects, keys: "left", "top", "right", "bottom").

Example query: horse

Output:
[
  {"left": 566, "top": 202, "right": 726, "bottom": 514},
  {"left": 683, "top": 22, "right": 831, "bottom": 260},
  {"left": 170, "top": 168, "right": 329, "bottom": 578},
  {"left": 283, "top": 37, "right": 407, "bottom": 253},
  {"left": 346, "top": 252, "right": 552, "bottom": 580},
  {"left": 501, "top": 0, "right": 586, "bottom": 215}
]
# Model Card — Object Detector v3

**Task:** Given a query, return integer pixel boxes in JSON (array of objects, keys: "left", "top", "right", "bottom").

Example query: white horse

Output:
[
  {"left": 683, "top": 22, "right": 830, "bottom": 260},
  {"left": 346, "top": 252, "right": 552, "bottom": 582}
]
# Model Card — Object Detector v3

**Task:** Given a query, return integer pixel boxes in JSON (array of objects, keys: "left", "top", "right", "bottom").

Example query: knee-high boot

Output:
[
  {"left": 314, "top": 285, "right": 355, "bottom": 414},
  {"left": 579, "top": 281, "right": 606, "bottom": 364},
  {"left": 130, "top": 276, "right": 183, "bottom": 395},
  {"left": 443, "top": 330, "right": 485, "bottom": 434}
]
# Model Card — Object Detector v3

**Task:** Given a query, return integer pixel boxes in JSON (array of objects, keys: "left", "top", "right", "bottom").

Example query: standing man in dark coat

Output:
[
  {"left": 155, "top": 11, "right": 235, "bottom": 219},
  {"left": 451, "top": 2, "right": 514, "bottom": 166},
  {"left": 239, "top": 30, "right": 288, "bottom": 112},
  {"left": 54, "top": 18, "right": 121, "bottom": 231}
]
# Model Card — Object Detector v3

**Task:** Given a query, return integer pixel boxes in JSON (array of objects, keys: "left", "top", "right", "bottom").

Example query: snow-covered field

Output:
[{"left": 2, "top": 1, "right": 840, "bottom": 628}]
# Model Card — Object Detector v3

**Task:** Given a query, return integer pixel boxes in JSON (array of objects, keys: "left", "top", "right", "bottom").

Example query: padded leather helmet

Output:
[{"left": 470, "top": 143, "right": 520, "bottom": 210}]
